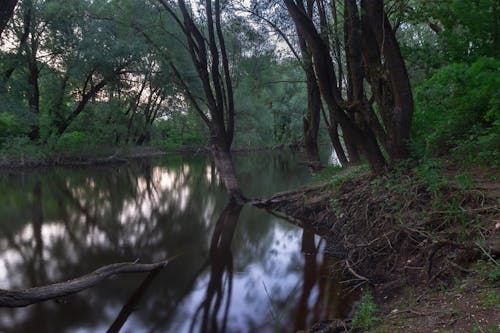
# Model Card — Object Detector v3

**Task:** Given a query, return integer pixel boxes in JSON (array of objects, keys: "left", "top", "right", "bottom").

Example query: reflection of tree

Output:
[
  {"left": 107, "top": 267, "right": 161, "bottom": 333},
  {"left": 294, "top": 229, "right": 317, "bottom": 331},
  {"left": 0, "top": 156, "right": 224, "bottom": 332},
  {"left": 0, "top": 153, "right": 310, "bottom": 332},
  {"left": 191, "top": 203, "right": 242, "bottom": 333},
  {"left": 292, "top": 230, "right": 354, "bottom": 331}
]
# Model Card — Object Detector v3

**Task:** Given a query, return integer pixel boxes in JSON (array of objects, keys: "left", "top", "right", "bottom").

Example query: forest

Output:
[
  {"left": 0, "top": 0, "right": 496, "bottom": 172},
  {"left": 0, "top": 0, "right": 498, "bottom": 332}
]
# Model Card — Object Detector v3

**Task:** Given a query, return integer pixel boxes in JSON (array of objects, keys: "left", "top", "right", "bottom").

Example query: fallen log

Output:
[{"left": 0, "top": 260, "right": 168, "bottom": 308}]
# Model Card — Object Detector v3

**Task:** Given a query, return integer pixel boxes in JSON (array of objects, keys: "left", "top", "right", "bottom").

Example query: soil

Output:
[{"left": 253, "top": 164, "right": 500, "bottom": 332}]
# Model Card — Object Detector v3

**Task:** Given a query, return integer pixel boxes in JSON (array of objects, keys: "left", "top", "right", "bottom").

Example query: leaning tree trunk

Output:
[
  {"left": 296, "top": 8, "right": 322, "bottom": 170},
  {"left": 284, "top": 0, "right": 387, "bottom": 173}
]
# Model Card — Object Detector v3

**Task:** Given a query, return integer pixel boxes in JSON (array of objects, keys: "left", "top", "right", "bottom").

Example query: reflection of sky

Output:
[
  {"left": 159, "top": 220, "right": 303, "bottom": 333},
  {"left": 0, "top": 152, "right": 315, "bottom": 332}
]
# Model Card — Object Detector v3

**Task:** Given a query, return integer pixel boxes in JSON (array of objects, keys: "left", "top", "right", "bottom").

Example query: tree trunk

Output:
[
  {"left": 0, "top": 0, "right": 17, "bottom": 38},
  {"left": 326, "top": 120, "right": 348, "bottom": 166},
  {"left": 159, "top": 0, "right": 243, "bottom": 198},
  {"left": 210, "top": 132, "right": 244, "bottom": 203},
  {"left": 56, "top": 79, "right": 107, "bottom": 137},
  {"left": 361, "top": 0, "right": 413, "bottom": 161},
  {"left": 284, "top": 0, "right": 387, "bottom": 173},
  {"left": 302, "top": 61, "right": 322, "bottom": 169},
  {"left": 295, "top": 3, "right": 322, "bottom": 170},
  {"left": 27, "top": 57, "right": 40, "bottom": 141}
]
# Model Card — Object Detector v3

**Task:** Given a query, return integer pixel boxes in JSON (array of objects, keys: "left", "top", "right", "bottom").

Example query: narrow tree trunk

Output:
[
  {"left": 28, "top": 57, "right": 40, "bottom": 141},
  {"left": 302, "top": 53, "right": 322, "bottom": 169},
  {"left": 326, "top": 121, "right": 348, "bottom": 166},
  {"left": 56, "top": 79, "right": 107, "bottom": 137}
]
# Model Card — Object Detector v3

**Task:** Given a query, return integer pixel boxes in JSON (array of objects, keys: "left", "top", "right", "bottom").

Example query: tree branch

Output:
[{"left": 0, "top": 260, "right": 169, "bottom": 308}]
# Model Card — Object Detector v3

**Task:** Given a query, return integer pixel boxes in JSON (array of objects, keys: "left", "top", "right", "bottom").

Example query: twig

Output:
[
  {"left": 345, "top": 260, "right": 370, "bottom": 282},
  {"left": 475, "top": 241, "right": 498, "bottom": 265}
]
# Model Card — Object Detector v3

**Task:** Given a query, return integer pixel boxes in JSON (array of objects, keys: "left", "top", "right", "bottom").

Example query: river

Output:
[{"left": 0, "top": 151, "right": 352, "bottom": 332}]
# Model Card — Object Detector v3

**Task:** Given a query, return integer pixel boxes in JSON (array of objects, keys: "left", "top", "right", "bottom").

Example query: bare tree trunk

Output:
[
  {"left": 361, "top": 0, "right": 413, "bottom": 161},
  {"left": 295, "top": 3, "right": 322, "bottom": 170},
  {"left": 27, "top": 57, "right": 40, "bottom": 141},
  {"left": 0, "top": 0, "right": 17, "bottom": 38},
  {"left": 210, "top": 133, "right": 244, "bottom": 203},
  {"left": 284, "top": 0, "right": 387, "bottom": 173}
]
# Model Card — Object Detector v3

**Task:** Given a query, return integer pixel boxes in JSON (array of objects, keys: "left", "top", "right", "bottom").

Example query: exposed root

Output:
[{"left": 254, "top": 168, "right": 499, "bottom": 292}]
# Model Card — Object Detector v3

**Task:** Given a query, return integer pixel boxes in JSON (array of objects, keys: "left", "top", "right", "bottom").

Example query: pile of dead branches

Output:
[{"left": 322, "top": 171, "right": 499, "bottom": 292}]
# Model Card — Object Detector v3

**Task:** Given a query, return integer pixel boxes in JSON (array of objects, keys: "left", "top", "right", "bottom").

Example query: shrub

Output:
[
  {"left": 412, "top": 57, "right": 500, "bottom": 167},
  {"left": 54, "top": 131, "right": 94, "bottom": 153},
  {"left": 352, "top": 290, "right": 381, "bottom": 331}
]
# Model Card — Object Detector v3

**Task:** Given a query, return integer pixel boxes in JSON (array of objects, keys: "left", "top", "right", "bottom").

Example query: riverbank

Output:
[
  {"left": 0, "top": 146, "right": 166, "bottom": 169},
  {"left": 0, "top": 143, "right": 305, "bottom": 169},
  {"left": 254, "top": 161, "right": 499, "bottom": 332}
]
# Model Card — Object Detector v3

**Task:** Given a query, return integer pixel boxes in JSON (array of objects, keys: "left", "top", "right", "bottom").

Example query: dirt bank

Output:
[{"left": 254, "top": 164, "right": 499, "bottom": 332}]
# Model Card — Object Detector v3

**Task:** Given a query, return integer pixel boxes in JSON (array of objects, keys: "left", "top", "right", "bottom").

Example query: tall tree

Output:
[
  {"left": 155, "top": 0, "right": 244, "bottom": 201},
  {"left": 284, "top": 0, "right": 414, "bottom": 172}
]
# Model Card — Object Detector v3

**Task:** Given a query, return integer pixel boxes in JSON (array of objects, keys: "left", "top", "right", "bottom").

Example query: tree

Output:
[
  {"left": 284, "top": 0, "right": 414, "bottom": 172},
  {"left": 153, "top": 0, "right": 244, "bottom": 200}
]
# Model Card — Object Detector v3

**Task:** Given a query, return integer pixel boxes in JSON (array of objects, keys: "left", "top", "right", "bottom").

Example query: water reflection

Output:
[
  {"left": 190, "top": 203, "right": 242, "bottom": 333},
  {"left": 0, "top": 152, "right": 351, "bottom": 332}
]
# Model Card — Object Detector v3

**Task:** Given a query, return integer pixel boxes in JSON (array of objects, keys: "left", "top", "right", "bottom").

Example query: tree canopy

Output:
[{"left": 0, "top": 0, "right": 497, "bottom": 172}]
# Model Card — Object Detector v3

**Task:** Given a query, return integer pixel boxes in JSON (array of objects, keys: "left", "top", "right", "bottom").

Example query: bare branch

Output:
[{"left": 0, "top": 260, "right": 169, "bottom": 308}]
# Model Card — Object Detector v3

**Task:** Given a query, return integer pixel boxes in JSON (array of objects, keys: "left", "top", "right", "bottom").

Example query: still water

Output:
[{"left": 0, "top": 152, "right": 352, "bottom": 332}]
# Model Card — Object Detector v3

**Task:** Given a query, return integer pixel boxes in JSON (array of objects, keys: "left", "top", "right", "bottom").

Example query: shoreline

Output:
[
  {"left": 0, "top": 146, "right": 167, "bottom": 170},
  {"left": 0, "top": 144, "right": 303, "bottom": 170},
  {"left": 254, "top": 164, "right": 499, "bottom": 332}
]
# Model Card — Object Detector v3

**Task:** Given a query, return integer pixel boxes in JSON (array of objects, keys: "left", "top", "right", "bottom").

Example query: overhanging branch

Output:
[{"left": 0, "top": 260, "right": 169, "bottom": 308}]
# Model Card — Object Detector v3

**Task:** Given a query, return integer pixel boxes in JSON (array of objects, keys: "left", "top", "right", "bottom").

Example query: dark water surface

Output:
[{"left": 0, "top": 152, "right": 351, "bottom": 332}]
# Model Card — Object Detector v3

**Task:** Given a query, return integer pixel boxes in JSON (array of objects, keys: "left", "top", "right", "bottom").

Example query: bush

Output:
[
  {"left": 54, "top": 131, "right": 94, "bottom": 153},
  {"left": 352, "top": 290, "right": 381, "bottom": 331},
  {"left": 0, "top": 136, "right": 45, "bottom": 159},
  {"left": 412, "top": 57, "right": 500, "bottom": 166}
]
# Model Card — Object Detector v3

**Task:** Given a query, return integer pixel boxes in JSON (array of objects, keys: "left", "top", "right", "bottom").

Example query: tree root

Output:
[{"left": 0, "top": 260, "right": 169, "bottom": 307}]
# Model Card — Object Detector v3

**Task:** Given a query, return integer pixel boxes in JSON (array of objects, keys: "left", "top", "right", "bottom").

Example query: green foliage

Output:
[
  {"left": 233, "top": 56, "right": 307, "bottom": 147},
  {"left": 352, "top": 290, "right": 382, "bottom": 331},
  {"left": 411, "top": 159, "right": 448, "bottom": 193},
  {"left": 479, "top": 289, "right": 500, "bottom": 308},
  {"left": 412, "top": 57, "right": 500, "bottom": 167},
  {"left": 53, "top": 131, "right": 93, "bottom": 153},
  {"left": 455, "top": 172, "right": 477, "bottom": 190},
  {"left": 312, "top": 164, "right": 344, "bottom": 183},
  {"left": 0, "top": 112, "right": 22, "bottom": 143},
  {"left": 0, "top": 136, "right": 45, "bottom": 159},
  {"left": 475, "top": 260, "right": 500, "bottom": 283},
  {"left": 398, "top": 0, "right": 498, "bottom": 76},
  {"left": 329, "top": 164, "right": 369, "bottom": 189}
]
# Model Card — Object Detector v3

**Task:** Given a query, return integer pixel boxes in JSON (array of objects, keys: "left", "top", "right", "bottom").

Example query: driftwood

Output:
[{"left": 0, "top": 260, "right": 168, "bottom": 308}]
